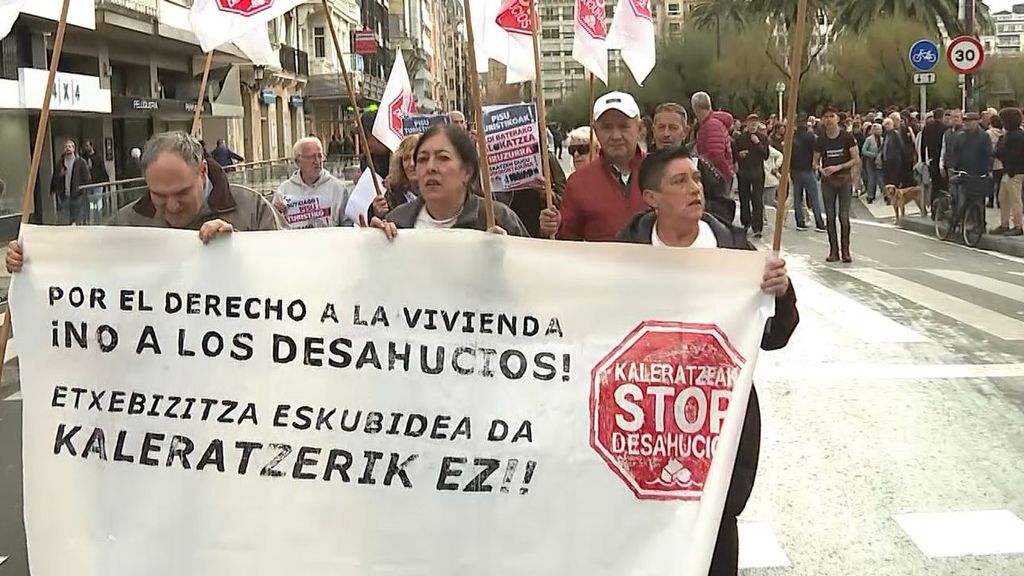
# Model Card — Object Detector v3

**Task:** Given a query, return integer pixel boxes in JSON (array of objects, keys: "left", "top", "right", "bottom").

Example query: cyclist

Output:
[{"left": 950, "top": 112, "right": 992, "bottom": 222}]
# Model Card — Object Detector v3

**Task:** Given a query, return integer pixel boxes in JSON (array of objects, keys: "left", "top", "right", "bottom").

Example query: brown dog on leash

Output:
[{"left": 884, "top": 184, "right": 924, "bottom": 223}]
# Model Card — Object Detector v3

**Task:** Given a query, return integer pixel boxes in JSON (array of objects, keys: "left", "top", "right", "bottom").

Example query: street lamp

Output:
[{"left": 776, "top": 81, "right": 786, "bottom": 121}]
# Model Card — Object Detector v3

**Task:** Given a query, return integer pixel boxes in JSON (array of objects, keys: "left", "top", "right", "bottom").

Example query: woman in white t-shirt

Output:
[{"left": 370, "top": 125, "right": 529, "bottom": 237}]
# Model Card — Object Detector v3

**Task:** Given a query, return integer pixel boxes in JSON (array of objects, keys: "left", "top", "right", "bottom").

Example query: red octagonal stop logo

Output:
[
  {"left": 590, "top": 321, "right": 746, "bottom": 501},
  {"left": 216, "top": 0, "right": 276, "bottom": 17}
]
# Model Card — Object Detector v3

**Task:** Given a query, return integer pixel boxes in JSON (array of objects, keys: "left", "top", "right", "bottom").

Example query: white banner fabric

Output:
[{"left": 11, "top": 225, "right": 772, "bottom": 576}]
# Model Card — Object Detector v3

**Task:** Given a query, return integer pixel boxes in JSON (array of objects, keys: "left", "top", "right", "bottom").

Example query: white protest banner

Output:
[
  {"left": 402, "top": 113, "right": 450, "bottom": 136},
  {"left": 12, "top": 225, "right": 773, "bottom": 576},
  {"left": 484, "top": 103, "right": 543, "bottom": 193}
]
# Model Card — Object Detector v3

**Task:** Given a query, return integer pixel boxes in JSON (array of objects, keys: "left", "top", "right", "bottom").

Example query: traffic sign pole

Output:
[
  {"left": 920, "top": 84, "right": 927, "bottom": 118},
  {"left": 910, "top": 39, "right": 939, "bottom": 120}
]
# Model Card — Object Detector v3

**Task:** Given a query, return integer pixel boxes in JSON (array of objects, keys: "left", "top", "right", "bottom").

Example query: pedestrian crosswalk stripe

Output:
[
  {"left": 894, "top": 510, "right": 1024, "bottom": 559},
  {"left": 842, "top": 268, "right": 1024, "bottom": 340},
  {"left": 927, "top": 269, "right": 1024, "bottom": 303},
  {"left": 757, "top": 361, "right": 1024, "bottom": 382},
  {"left": 738, "top": 522, "right": 791, "bottom": 569},
  {"left": 792, "top": 272, "right": 930, "bottom": 343},
  {"left": 3, "top": 390, "right": 20, "bottom": 401}
]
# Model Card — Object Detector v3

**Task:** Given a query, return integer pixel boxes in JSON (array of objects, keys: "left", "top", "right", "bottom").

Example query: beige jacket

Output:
[{"left": 110, "top": 160, "right": 279, "bottom": 231}]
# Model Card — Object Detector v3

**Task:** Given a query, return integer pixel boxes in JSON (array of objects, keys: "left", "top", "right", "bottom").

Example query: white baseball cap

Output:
[{"left": 593, "top": 91, "right": 641, "bottom": 121}]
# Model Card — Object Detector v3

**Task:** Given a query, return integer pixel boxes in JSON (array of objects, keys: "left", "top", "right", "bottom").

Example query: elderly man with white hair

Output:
[{"left": 273, "top": 136, "right": 357, "bottom": 229}]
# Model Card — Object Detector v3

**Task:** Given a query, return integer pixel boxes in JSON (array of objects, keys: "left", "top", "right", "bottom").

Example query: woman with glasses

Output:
[{"left": 567, "top": 126, "right": 600, "bottom": 172}]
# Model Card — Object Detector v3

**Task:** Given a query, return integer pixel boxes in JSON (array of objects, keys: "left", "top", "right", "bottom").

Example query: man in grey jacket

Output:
[{"left": 273, "top": 136, "right": 359, "bottom": 229}]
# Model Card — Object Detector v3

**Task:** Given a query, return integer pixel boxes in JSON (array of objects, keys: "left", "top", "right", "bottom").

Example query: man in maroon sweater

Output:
[{"left": 539, "top": 91, "right": 648, "bottom": 241}]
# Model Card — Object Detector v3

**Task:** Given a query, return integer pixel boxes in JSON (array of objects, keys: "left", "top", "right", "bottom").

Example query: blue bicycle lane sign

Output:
[{"left": 910, "top": 39, "right": 940, "bottom": 72}]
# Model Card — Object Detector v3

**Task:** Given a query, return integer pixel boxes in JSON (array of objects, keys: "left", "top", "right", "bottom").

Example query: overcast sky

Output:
[{"left": 986, "top": 0, "right": 1020, "bottom": 13}]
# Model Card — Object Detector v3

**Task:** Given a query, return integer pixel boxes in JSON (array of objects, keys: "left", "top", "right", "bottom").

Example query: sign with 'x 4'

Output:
[{"left": 51, "top": 75, "right": 81, "bottom": 107}]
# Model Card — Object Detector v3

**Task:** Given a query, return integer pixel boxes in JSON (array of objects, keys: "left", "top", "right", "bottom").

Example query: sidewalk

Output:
[{"left": 857, "top": 195, "right": 1024, "bottom": 258}]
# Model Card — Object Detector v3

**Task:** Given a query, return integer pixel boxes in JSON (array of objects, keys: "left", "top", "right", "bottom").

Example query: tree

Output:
[
  {"left": 688, "top": 0, "right": 748, "bottom": 58},
  {"left": 832, "top": 0, "right": 992, "bottom": 37},
  {"left": 746, "top": 0, "right": 837, "bottom": 84}
]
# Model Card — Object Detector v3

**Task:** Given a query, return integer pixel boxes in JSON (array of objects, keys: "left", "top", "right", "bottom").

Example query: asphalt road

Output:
[{"left": 0, "top": 179, "right": 1022, "bottom": 574}]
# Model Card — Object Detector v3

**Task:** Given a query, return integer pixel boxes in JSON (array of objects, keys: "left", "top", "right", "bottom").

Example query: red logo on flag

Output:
[
  {"left": 627, "top": 0, "right": 652, "bottom": 20},
  {"left": 387, "top": 91, "right": 414, "bottom": 139},
  {"left": 590, "top": 321, "right": 744, "bottom": 500},
  {"left": 215, "top": 0, "right": 275, "bottom": 17},
  {"left": 496, "top": 0, "right": 533, "bottom": 36},
  {"left": 576, "top": 0, "right": 607, "bottom": 40}
]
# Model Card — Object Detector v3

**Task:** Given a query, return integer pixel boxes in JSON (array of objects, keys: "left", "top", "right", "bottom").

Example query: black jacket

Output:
[
  {"left": 921, "top": 119, "right": 946, "bottom": 166},
  {"left": 50, "top": 155, "right": 91, "bottom": 199},
  {"left": 616, "top": 210, "right": 799, "bottom": 518},
  {"left": 696, "top": 155, "right": 736, "bottom": 225},
  {"left": 996, "top": 128, "right": 1024, "bottom": 177},
  {"left": 387, "top": 191, "right": 530, "bottom": 237},
  {"left": 508, "top": 152, "right": 567, "bottom": 238},
  {"left": 83, "top": 152, "right": 109, "bottom": 184},
  {"left": 733, "top": 131, "right": 769, "bottom": 177}
]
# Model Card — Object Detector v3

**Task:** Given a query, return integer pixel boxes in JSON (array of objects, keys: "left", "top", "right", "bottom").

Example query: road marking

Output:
[
  {"left": 891, "top": 225, "right": 1024, "bottom": 265},
  {"left": 3, "top": 391, "right": 20, "bottom": 401},
  {"left": 738, "top": 522, "right": 790, "bottom": 569},
  {"left": 927, "top": 269, "right": 1024, "bottom": 303},
  {"left": 757, "top": 361, "right": 1024, "bottom": 381},
  {"left": 0, "top": 556, "right": 6, "bottom": 566},
  {"left": 842, "top": 268, "right": 1024, "bottom": 340},
  {"left": 879, "top": 239, "right": 899, "bottom": 246},
  {"left": 894, "top": 510, "right": 1024, "bottom": 558},
  {"left": 792, "top": 272, "right": 930, "bottom": 343},
  {"left": 922, "top": 252, "right": 948, "bottom": 261}
]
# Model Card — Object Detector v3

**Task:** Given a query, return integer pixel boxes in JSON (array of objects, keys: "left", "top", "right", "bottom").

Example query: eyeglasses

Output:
[{"left": 569, "top": 145, "right": 591, "bottom": 156}]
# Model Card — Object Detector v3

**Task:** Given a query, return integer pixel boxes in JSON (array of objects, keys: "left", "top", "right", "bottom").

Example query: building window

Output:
[
  {"left": 542, "top": 28, "right": 559, "bottom": 40},
  {"left": 314, "top": 26, "right": 325, "bottom": 58},
  {"left": 668, "top": 3, "right": 680, "bottom": 15}
]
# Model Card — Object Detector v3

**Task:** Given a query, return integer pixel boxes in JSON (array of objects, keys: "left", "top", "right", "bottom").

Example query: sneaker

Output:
[
  {"left": 752, "top": 232, "right": 763, "bottom": 239},
  {"left": 1007, "top": 228, "right": 1024, "bottom": 237},
  {"left": 991, "top": 225, "right": 1010, "bottom": 235},
  {"left": 815, "top": 226, "right": 827, "bottom": 233},
  {"left": 796, "top": 225, "right": 808, "bottom": 231}
]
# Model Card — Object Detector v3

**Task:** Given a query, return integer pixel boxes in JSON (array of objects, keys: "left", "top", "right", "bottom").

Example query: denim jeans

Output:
[
  {"left": 58, "top": 194, "right": 89, "bottom": 225},
  {"left": 791, "top": 170, "right": 825, "bottom": 229},
  {"left": 821, "top": 179, "right": 852, "bottom": 254},
  {"left": 863, "top": 162, "right": 881, "bottom": 201}
]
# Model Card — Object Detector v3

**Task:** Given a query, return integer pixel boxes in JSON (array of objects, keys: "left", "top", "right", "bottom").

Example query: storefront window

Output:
[{"left": 0, "top": 113, "right": 30, "bottom": 217}]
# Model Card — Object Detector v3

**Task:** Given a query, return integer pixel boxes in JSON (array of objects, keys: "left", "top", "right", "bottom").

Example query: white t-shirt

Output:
[
  {"left": 652, "top": 220, "right": 718, "bottom": 248},
  {"left": 415, "top": 206, "right": 458, "bottom": 229}
]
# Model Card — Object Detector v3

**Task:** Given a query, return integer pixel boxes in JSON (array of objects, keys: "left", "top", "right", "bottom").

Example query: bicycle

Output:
[
  {"left": 912, "top": 49, "right": 937, "bottom": 65},
  {"left": 933, "top": 170, "right": 989, "bottom": 247}
]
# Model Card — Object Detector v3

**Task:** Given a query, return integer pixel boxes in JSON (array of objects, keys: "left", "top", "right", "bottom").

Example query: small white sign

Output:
[{"left": 913, "top": 73, "right": 936, "bottom": 85}]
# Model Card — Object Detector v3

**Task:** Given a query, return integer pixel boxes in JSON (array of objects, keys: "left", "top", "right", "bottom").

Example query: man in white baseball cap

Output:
[{"left": 539, "top": 91, "right": 648, "bottom": 240}]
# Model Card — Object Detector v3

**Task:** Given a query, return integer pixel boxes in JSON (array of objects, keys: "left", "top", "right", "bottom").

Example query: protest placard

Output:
[
  {"left": 282, "top": 194, "right": 332, "bottom": 228},
  {"left": 483, "top": 103, "right": 543, "bottom": 193},
  {"left": 11, "top": 226, "right": 772, "bottom": 576},
  {"left": 402, "top": 113, "right": 450, "bottom": 136}
]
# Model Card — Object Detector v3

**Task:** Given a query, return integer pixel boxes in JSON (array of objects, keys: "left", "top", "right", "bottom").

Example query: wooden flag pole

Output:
[
  {"left": 191, "top": 52, "right": 214, "bottom": 137},
  {"left": 460, "top": 0, "right": 496, "bottom": 230},
  {"left": 529, "top": 0, "right": 554, "bottom": 209},
  {"left": 322, "top": 0, "right": 384, "bottom": 199},
  {"left": 771, "top": 0, "right": 810, "bottom": 252},
  {"left": 588, "top": 73, "right": 597, "bottom": 162},
  {"left": 0, "top": 0, "right": 73, "bottom": 384}
]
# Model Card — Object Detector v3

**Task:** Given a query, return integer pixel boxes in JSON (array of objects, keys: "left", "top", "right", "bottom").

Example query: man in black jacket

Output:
[
  {"left": 50, "top": 139, "right": 92, "bottom": 225},
  {"left": 733, "top": 114, "right": 769, "bottom": 237},
  {"left": 920, "top": 108, "right": 947, "bottom": 214},
  {"left": 616, "top": 146, "right": 799, "bottom": 576},
  {"left": 651, "top": 101, "right": 735, "bottom": 224}
]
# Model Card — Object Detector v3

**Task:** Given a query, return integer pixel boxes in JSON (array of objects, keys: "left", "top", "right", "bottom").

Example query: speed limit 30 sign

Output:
[{"left": 947, "top": 35, "right": 985, "bottom": 75}]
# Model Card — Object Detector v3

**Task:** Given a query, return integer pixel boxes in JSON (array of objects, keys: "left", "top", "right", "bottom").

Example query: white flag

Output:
[
  {"left": 607, "top": 0, "right": 655, "bottom": 85},
  {"left": 468, "top": 0, "right": 533, "bottom": 85},
  {"left": 0, "top": 0, "right": 27, "bottom": 41},
  {"left": 493, "top": 0, "right": 536, "bottom": 84},
  {"left": 189, "top": 0, "right": 303, "bottom": 53},
  {"left": 372, "top": 49, "right": 414, "bottom": 152},
  {"left": 572, "top": 0, "right": 608, "bottom": 84},
  {"left": 233, "top": 25, "right": 280, "bottom": 68}
]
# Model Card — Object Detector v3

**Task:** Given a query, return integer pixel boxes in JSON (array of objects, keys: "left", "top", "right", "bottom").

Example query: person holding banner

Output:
[
  {"left": 538, "top": 91, "right": 648, "bottom": 241},
  {"left": 6, "top": 131, "right": 278, "bottom": 273},
  {"left": 371, "top": 124, "right": 528, "bottom": 237},
  {"left": 616, "top": 145, "right": 799, "bottom": 576}
]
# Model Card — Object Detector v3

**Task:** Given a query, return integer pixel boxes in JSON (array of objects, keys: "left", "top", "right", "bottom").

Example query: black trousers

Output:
[
  {"left": 709, "top": 514, "right": 739, "bottom": 576},
  {"left": 822, "top": 179, "right": 852, "bottom": 254},
  {"left": 737, "top": 172, "right": 765, "bottom": 233}
]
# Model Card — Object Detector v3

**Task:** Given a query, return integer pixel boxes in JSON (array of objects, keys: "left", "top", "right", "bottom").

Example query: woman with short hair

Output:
[{"left": 371, "top": 124, "right": 529, "bottom": 237}]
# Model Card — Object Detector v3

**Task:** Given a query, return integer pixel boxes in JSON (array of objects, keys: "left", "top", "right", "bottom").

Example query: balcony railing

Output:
[
  {"left": 279, "top": 46, "right": 310, "bottom": 77},
  {"left": 96, "top": 0, "right": 159, "bottom": 18}
]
